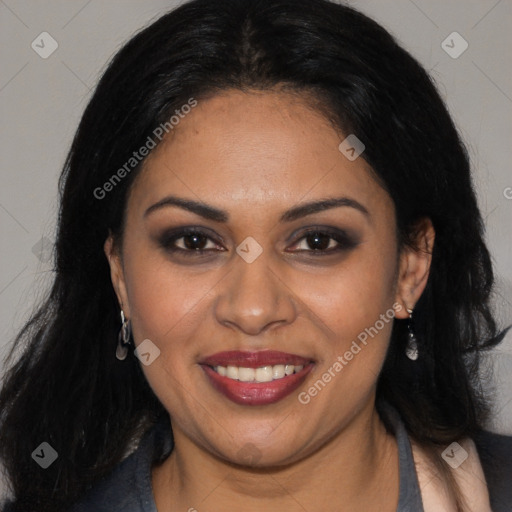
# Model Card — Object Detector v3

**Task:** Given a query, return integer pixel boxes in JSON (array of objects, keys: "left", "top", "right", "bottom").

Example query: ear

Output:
[
  {"left": 394, "top": 217, "right": 435, "bottom": 319},
  {"left": 104, "top": 234, "right": 131, "bottom": 318}
]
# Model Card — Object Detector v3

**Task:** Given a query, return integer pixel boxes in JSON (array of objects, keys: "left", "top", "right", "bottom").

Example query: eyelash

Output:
[{"left": 158, "top": 226, "right": 358, "bottom": 258}]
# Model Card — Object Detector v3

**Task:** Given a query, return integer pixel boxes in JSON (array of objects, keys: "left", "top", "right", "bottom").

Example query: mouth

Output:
[{"left": 199, "top": 350, "right": 314, "bottom": 406}]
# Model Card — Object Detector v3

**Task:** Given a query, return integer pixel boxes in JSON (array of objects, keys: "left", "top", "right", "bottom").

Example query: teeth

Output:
[
  {"left": 272, "top": 364, "right": 285, "bottom": 379},
  {"left": 255, "top": 366, "right": 273, "bottom": 382},
  {"left": 226, "top": 366, "right": 239, "bottom": 380},
  {"left": 238, "top": 367, "right": 255, "bottom": 382},
  {"left": 213, "top": 363, "right": 306, "bottom": 382}
]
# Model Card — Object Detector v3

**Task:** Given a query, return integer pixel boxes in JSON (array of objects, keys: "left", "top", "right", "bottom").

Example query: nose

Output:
[{"left": 214, "top": 250, "right": 297, "bottom": 336}]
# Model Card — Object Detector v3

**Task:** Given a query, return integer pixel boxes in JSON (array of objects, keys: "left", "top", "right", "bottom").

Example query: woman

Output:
[{"left": 1, "top": 0, "right": 510, "bottom": 510}]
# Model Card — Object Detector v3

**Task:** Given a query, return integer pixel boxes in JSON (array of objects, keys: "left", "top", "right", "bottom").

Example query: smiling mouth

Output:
[{"left": 199, "top": 350, "right": 315, "bottom": 405}]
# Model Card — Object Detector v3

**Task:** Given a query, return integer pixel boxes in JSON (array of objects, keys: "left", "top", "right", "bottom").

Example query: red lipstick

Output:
[{"left": 200, "top": 350, "right": 314, "bottom": 406}]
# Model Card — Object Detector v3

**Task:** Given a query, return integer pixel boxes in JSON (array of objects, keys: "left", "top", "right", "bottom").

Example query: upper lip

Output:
[{"left": 200, "top": 350, "right": 312, "bottom": 368}]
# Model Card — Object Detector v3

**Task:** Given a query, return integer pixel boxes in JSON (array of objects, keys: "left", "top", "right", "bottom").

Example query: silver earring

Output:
[
  {"left": 405, "top": 307, "right": 418, "bottom": 361},
  {"left": 116, "top": 309, "right": 132, "bottom": 361}
]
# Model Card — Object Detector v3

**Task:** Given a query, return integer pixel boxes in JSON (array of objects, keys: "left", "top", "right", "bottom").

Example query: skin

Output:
[
  {"left": 411, "top": 439, "right": 492, "bottom": 511},
  {"left": 105, "top": 89, "right": 435, "bottom": 511}
]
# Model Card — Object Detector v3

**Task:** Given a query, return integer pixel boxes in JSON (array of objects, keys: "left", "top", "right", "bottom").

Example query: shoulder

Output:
[
  {"left": 411, "top": 436, "right": 492, "bottom": 511},
  {"left": 0, "top": 455, "right": 144, "bottom": 512},
  {"left": 69, "top": 450, "right": 144, "bottom": 512},
  {"left": 412, "top": 431, "right": 512, "bottom": 512},
  {"left": 473, "top": 429, "right": 512, "bottom": 512},
  {"left": 70, "top": 420, "right": 173, "bottom": 512}
]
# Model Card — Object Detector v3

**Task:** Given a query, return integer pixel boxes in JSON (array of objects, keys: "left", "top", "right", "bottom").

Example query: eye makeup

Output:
[{"left": 154, "top": 224, "right": 360, "bottom": 261}]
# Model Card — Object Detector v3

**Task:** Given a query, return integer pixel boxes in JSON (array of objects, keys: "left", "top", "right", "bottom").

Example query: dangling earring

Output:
[
  {"left": 116, "top": 309, "right": 132, "bottom": 361},
  {"left": 405, "top": 307, "right": 419, "bottom": 361}
]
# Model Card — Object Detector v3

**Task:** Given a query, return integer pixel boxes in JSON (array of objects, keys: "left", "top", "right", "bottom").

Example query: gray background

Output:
[{"left": 1, "top": 0, "right": 511, "bottom": 497}]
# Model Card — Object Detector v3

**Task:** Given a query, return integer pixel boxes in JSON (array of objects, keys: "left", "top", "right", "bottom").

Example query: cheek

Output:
[
  {"left": 121, "top": 243, "right": 213, "bottom": 355},
  {"left": 303, "top": 246, "right": 397, "bottom": 344},
  {"left": 121, "top": 249, "right": 214, "bottom": 421},
  {"left": 295, "top": 238, "right": 399, "bottom": 410}
]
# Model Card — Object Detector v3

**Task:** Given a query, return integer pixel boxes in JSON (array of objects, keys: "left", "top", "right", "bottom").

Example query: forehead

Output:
[{"left": 128, "top": 89, "right": 392, "bottom": 219}]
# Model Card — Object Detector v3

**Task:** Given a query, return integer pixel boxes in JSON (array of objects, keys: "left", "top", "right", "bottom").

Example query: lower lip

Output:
[{"left": 201, "top": 364, "right": 314, "bottom": 406}]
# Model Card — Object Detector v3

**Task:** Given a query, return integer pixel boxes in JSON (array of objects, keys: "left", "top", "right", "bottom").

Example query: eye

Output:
[
  {"left": 287, "top": 228, "right": 358, "bottom": 255},
  {"left": 158, "top": 228, "right": 224, "bottom": 255}
]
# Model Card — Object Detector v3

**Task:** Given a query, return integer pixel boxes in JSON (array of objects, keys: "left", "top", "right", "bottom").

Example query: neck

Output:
[{"left": 152, "top": 399, "right": 399, "bottom": 512}]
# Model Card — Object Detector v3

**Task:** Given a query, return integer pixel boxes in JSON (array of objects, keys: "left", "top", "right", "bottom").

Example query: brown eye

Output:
[
  {"left": 302, "top": 232, "right": 336, "bottom": 251},
  {"left": 180, "top": 232, "right": 209, "bottom": 250},
  {"left": 158, "top": 227, "right": 224, "bottom": 255},
  {"left": 288, "top": 228, "right": 359, "bottom": 255}
]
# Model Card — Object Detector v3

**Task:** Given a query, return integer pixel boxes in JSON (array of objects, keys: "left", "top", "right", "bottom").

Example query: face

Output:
[{"left": 106, "top": 89, "right": 432, "bottom": 466}]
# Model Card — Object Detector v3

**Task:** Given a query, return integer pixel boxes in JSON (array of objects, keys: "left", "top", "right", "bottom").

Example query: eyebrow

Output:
[{"left": 144, "top": 195, "right": 370, "bottom": 223}]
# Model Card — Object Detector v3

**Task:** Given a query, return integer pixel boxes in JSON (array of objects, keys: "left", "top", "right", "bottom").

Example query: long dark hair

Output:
[{"left": 0, "top": 0, "right": 506, "bottom": 510}]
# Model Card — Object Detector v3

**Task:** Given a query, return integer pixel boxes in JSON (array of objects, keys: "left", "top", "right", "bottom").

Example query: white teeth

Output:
[
  {"left": 272, "top": 364, "right": 285, "bottom": 379},
  {"left": 255, "top": 366, "right": 273, "bottom": 382},
  {"left": 216, "top": 365, "right": 227, "bottom": 377},
  {"left": 238, "top": 367, "right": 255, "bottom": 382},
  {"left": 226, "top": 366, "right": 239, "bottom": 380},
  {"left": 212, "top": 363, "right": 306, "bottom": 382},
  {"left": 284, "top": 364, "right": 294, "bottom": 376}
]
